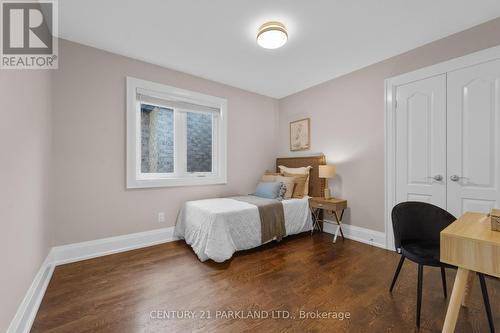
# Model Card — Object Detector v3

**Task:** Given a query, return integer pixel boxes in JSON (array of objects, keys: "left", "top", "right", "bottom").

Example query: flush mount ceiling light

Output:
[{"left": 257, "top": 21, "right": 288, "bottom": 49}]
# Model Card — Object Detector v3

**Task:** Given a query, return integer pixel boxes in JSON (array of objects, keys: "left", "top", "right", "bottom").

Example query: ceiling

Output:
[{"left": 59, "top": 1, "right": 500, "bottom": 98}]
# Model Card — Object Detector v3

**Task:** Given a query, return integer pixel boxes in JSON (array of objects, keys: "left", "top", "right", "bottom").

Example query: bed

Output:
[{"left": 174, "top": 155, "right": 326, "bottom": 262}]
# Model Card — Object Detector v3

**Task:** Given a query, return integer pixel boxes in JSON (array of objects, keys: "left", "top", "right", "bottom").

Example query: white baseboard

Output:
[
  {"left": 7, "top": 256, "right": 55, "bottom": 333},
  {"left": 49, "top": 226, "right": 177, "bottom": 265},
  {"left": 8, "top": 226, "right": 177, "bottom": 333},
  {"left": 323, "top": 222, "right": 387, "bottom": 249}
]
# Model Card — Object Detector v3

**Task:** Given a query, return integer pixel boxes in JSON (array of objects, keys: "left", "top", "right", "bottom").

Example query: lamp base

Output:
[{"left": 324, "top": 188, "right": 331, "bottom": 199}]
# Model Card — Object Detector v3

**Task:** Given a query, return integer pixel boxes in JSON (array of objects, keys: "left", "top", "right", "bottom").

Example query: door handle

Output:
[
  {"left": 426, "top": 175, "right": 443, "bottom": 182},
  {"left": 450, "top": 175, "right": 460, "bottom": 182}
]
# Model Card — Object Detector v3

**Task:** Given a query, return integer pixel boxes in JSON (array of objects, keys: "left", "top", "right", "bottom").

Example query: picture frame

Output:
[{"left": 289, "top": 118, "right": 310, "bottom": 151}]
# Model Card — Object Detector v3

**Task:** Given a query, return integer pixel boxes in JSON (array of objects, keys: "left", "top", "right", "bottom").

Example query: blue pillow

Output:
[{"left": 254, "top": 182, "right": 282, "bottom": 199}]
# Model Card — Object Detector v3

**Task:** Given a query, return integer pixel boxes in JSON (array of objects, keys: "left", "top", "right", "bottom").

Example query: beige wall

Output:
[
  {"left": 0, "top": 70, "right": 53, "bottom": 332},
  {"left": 278, "top": 17, "right": 500, "bottom": 232},
  {"left": 52, "top": 39, "right": 279, "bottom": 245}
]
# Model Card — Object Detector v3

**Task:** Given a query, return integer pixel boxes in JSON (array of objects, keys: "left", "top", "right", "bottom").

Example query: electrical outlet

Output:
[{"left": 158, "top": 212, "right": 165, "bottom": 223}]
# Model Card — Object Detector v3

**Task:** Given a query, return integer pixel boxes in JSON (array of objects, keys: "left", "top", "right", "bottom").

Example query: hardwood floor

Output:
[{"left": 31, "top": 233, "right": 498, "bottom": 332}]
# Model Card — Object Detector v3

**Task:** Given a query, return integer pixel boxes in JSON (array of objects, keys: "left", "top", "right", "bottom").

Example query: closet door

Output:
[
  {"left": 447, "top": 59, "right": 500, "bottom": 217},
  {"left": 395, "top": 74, "right": 447, "bottom": 208}
]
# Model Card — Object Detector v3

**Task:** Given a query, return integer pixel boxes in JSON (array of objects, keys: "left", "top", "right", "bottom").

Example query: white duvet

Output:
[{"left": 174, "top": 196, "right": 312, "bottom": 262}]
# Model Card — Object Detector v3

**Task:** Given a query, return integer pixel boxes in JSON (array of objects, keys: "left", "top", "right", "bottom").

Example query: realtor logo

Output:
[{"left": 1, "top": 0, "right": 58, "bottom": 69}]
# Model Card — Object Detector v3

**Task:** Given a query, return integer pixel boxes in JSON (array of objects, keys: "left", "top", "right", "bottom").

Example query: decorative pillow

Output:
[
  {"left": 278, "top": 165, "right": 312, "bottom": 195},
  {"left": 254, "top": 182, "right": 283, "bottom": 199},
  {"left": 264, "top": 171, "right": 281, "bottom": 176},
  {"left": 278, "top": 183, "right": 287, "bottom": 200},
  {"left": 261, "top": 174, "right": 277, "bottom": 182},
  {"left": 275, "top": 176, "right": 296, "bottom": 199},
  {"left": 283, "top": 172, "right": 308, "bottom": 198}
]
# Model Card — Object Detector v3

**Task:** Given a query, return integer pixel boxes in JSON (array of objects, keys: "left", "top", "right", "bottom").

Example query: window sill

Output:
[{"left": 127, "top": 176, "right": 227, "bottom": 189}]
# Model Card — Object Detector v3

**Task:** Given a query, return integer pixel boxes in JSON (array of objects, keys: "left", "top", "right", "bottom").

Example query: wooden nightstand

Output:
[{"left": 309, "top": 197, "right": 348, "bottom": 243}]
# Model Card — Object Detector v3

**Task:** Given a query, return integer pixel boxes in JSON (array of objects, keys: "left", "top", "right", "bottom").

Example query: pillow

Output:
[
  {"left": 254, "top": 182, "right": 283, "bottom": 199},
  {"left": 278, "top": 165, "right": 312, "bottom": 195},
  {"left": 264, "top": 171, "right": 281, "bottom": 176},
  {"left": 261, "top": 174, "right": 277, "bottom": 182},
  {"left": 275, "top": 176, "right": 296, "bottom": 199},
  {"left": 283, "top": 172, "right": 308, "bottom": 198},
  {"left": 277, "top": 183, "right": 287, "bottom": 200}
]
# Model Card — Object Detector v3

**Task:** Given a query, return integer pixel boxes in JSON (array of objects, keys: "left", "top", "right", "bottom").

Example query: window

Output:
[
  {"left": 140, "top": 104, "right": 174, "bottom": 174},
  {"left": 127, "top": 77, "right": 227, "bottom": 188},
  {"left": 186, "top": 111, "right": 213, "bottom": 173}
]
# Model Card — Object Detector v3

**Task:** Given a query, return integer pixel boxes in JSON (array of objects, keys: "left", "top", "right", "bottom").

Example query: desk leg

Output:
[
  {"left": 443, "top": 268, "right": 471, "bottom": 333},
  {"left": 332, "top": 210, "right": 345, "bottom": 242},
  {"left": 310, "top": 208, "right": 318, "bottom": 234},
  {"left": 333, "top": 225, "right": 340, "bottom": 243},
  {"left": 461, "top": 272, "right": 475, "bottom": 307},
  {"left": 310, "top": 208, "right": 323, "bottom": 234},
  {"left": 318, "top": 209, "right": 324, "bottom": 232}
]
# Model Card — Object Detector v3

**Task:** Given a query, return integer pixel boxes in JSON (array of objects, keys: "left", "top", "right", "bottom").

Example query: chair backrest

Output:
[{"left": 391, "top": 201, "right": 456, "bottom": 252}]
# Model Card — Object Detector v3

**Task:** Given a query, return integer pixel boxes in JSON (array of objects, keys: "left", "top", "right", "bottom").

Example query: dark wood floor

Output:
[{"left": 31, "top": 233, "right": 498, "bottom": 333}]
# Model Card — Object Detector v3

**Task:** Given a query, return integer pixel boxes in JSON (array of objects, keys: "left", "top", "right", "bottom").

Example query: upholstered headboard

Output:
[{"left": 276, "top": 154, "right": 326, "bottom": 198}]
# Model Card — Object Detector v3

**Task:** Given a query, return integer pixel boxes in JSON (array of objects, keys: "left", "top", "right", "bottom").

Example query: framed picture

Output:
[{"left": 289, "top": 118, "right": 310, "bottom": 151}]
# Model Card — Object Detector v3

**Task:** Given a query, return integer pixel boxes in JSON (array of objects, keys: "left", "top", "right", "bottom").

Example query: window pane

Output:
[
  {"left": 186, "top": 112, "right": 212, "bottom": 173},
  {"left": 141, "top": 104, "right": 174, "bottom": 173}
]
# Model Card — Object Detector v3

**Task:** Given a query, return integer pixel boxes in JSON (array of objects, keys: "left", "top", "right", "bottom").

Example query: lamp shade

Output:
[{"left": 319, "top": 165, "right": 336, "bottom": 178}]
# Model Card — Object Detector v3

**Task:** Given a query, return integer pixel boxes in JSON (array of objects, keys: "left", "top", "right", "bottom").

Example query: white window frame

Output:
[{"left": 126, "top": 77, "right": 227, "bottom": 188}]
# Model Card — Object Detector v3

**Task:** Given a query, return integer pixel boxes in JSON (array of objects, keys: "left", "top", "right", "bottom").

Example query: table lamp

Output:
[{"left": 319, "top": 165, "right": 336, "bottom": 199}]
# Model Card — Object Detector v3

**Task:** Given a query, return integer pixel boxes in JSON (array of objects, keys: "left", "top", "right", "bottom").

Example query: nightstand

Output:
[{"left": 309, "top": 197, "right": 348, "bottom": 243}]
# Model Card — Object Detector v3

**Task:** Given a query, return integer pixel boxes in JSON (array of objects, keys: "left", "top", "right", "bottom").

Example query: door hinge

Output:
[{"left": 395, "top": 100, "right": 398, "bottom": 109}]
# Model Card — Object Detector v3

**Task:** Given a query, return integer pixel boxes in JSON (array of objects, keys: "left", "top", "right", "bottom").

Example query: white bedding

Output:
[{"left": 174, "top": 196, "right": 312, "bottom": 262}]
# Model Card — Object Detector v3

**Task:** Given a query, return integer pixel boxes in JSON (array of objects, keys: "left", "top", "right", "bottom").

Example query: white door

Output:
[
  {"left": 447, "top": 59, "right": 500, "bottom": 217},
  {"left": 395, "top": 74, "right": 447, "bottom": 208}
]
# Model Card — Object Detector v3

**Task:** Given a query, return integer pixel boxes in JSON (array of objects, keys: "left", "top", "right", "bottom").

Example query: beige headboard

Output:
[{"left": 276, "top": 154, "right": 326, "bottom": 198}]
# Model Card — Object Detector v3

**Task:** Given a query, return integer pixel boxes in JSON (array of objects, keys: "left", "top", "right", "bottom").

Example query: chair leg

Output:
[
  {"left": 478, "top": 273, "right": 495, "bottom": 333},
  {"left": 441, "top": 267, "right": 447, "bottom": 298},
  {"left": 389, "top": 256, "right": 405, "bottom": 292},
  {"left": 416, "top": 264, "right": 423, "bottom": 328}
]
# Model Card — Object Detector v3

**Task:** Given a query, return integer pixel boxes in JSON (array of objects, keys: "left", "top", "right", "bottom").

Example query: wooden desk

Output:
[
  {"left": 309, "top": 197, "right": 347, "bottom": 243},
  {"left": 440, "top": 212, "right": 500, "bottom": 332}
]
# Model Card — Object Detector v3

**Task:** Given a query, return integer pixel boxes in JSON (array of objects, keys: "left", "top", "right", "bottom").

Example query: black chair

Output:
[{"left": 390, "top": 202, "right": 495, "bottom": 332}]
